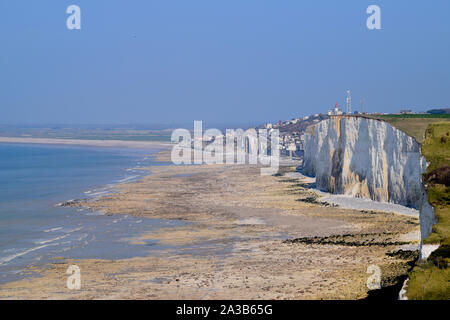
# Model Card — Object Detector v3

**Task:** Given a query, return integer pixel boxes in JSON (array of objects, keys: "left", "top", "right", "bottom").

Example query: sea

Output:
[{"left": 0, "top": 143, "right": 183, "bottom": 284}]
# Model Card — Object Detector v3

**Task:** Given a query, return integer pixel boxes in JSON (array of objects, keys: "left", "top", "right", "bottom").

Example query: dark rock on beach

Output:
[{"left": 55, "top": 199, "right": 87, "bottom": 207}]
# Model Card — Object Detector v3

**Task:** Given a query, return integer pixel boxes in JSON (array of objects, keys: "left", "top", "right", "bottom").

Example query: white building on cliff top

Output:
[{"left": 328, "top": 102, "right": 343, "bottom": 116}]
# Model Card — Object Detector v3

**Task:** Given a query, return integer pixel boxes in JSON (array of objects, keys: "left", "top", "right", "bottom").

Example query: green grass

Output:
[
  {"left": 372, "top": 114, "right": 450, "bottom": 119},
  {"left": 330, "top": 115, "right": 450, "bottom": 298},
  {"left": 421, "top": 124, "right": 450, "bottom": 172},
  {"left": 421, "top": 123, "right": 450, "bottom": 248},
  {"left": 424, "top": 188, "right": 450, "bottom": 247},
  {"left": 367, "top": 114, "right": 450, "bottom": 144},
  {"left": 404, "top": 122, "right": 450, "bottom": 299},
  {"left": 368, "top": 116, "right": 450, "bottom": 299},
  {"left": 406, "top": 263, "right": 450, "bottom": 300}
]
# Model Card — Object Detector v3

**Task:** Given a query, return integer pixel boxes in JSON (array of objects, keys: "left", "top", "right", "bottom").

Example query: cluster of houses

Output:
[
  {"left": 264, "top": 114, "right": 321, "bottom": 130},
  {"left": 262, "top": 114, "right": 326, "bottom": 158},
  {"left": 198, "top": 103, "right": 443, "bottom": 160},
  {"left": 263, "top": 104, "right": 442, "bottom": 159},
  {"left": 279, "top": 131, "right": 305, "bottom": 158}
]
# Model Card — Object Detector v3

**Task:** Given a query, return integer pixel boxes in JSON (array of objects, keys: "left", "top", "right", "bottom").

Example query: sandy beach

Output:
[
  {"left": 0, "top": 148, "right": 420, "bottom": 300},
  {"left": 0, "top": 137, "right": 171, "bottom": 150}
]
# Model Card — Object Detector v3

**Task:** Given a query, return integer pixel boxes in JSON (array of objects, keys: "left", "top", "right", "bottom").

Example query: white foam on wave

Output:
[
  {"left": 34, "top": 234, "right": 70, "bottom": 245},
  {"left": 65, "top": 226, "right": 84, "bottom": 233},
  {"left": 85, "top": 210, "right": 106, "bottom": 216},
  {"left": 235, "top": 218, "right": 266, "bottom": 225},
  {"left": 43, "top": 227, "right": 63, "bottom": 233},
  {"left": 117, "top": 175, "right": 140, "bottom": 183},
  {"left": 87, "top": 190, "right": 110, "bottom": 197},
  {"left": 77, "top": 233, "right": 88, "bottom": 241},
  {"left": 0, "top": 242, "right": 60, "bottom": 266}
]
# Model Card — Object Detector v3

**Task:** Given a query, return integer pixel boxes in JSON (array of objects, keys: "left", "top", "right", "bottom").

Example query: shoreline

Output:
[
  {"left": 0, "top": 148, "right": 422, "bottom": 299},
  {"left": 0, "top": 136, "right": 172, "bottom": 150},
  {"left": 0, "top": 144, "right": 171, "bottom": 286}
]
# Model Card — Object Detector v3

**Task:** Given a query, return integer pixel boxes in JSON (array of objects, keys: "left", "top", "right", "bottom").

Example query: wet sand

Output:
[
  {"left": 0, "top": 149, "right": 420, "bottom": 299},
  {"left": 0, "top": 137, "right": 171, "bottom": 150}
]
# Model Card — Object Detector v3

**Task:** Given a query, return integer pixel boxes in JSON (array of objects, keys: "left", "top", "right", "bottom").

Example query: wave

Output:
[
  {"left": 87, "top": 190, "right": 110, "bottom": 197},
  {"left": 43, "top": 227, "right": 63, "bottom": 233},
  {"left": 117, "top": 175, "right": 140, "bottom": 183},
  {"left": 0, "top": 242, "right": 60, "bottom": 266},
  {"left": 65, "top": 226, "right": 84, "bottom": 233},
  {"left": 34, "top": 234, "right": 70, "bottom": 245}
]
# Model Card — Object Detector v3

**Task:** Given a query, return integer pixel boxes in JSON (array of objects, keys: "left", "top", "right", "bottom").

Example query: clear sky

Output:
[{"left": 1, "top": 0, "right": 449, "bottom": 125}]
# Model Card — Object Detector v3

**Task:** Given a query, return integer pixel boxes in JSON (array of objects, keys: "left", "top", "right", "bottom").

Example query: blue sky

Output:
[{"left": 1, "top": 0, "right": 449, "bottom": 125}]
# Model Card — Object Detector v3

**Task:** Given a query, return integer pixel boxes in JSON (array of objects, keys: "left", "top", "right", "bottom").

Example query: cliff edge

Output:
[{"left": 303, "top": 116, "right": 435, "bottom": 245}]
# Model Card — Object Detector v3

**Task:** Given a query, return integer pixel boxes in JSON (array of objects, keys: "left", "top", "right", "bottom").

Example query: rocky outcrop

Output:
[{"left": 303, "top": 116, "right": 436, "bottom": 247}]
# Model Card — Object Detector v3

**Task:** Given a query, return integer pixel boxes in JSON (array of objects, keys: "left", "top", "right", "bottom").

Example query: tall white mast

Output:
[{"left": 346, "top": 90, "right": 352, "bottom": 114}]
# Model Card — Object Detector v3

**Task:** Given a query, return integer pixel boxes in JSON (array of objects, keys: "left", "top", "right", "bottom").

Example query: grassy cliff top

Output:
[
  {"left": 405, "top": 122, "right": 450, "bottom": 299},
  {"left": 422, "top": 123, "right": 450, "bottom": 246},
  {"left": 367, "top": 114, "right": 450, "bottom": 144},
  {"left": 365, "top": 115, "right": 450, "bottom": 299}
]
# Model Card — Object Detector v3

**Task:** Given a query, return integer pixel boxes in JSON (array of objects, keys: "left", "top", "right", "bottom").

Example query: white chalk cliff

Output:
[{"left": 303, "top": 116, "right": 436, "bottom": 246}]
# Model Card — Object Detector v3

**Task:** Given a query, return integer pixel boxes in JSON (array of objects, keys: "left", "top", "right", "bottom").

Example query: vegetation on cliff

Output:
[
  {"left": 368, "top": 114, "right": 450, "bottom": 144},
  {"left": 405, "top": 122, "right": 450, "bottom": 299},
  {"left": 368, "top": 116, "right": 450, "bottom": 299},
  {"left": 377, "top": 119, "right": 450, "bottom": 299}
]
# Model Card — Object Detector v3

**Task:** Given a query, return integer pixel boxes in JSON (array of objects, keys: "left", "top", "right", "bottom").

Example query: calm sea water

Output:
[{"left": 0, "top": 143, "right": 182, "bottom": 284}]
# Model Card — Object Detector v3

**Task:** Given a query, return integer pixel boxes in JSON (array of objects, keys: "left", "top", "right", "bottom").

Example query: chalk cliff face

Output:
[
  {"left": 303, "top": 117, "right": 427, "bottom": 208},
  {"left": 303, "top": 116, "right": 436, "bottom": 246}
]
